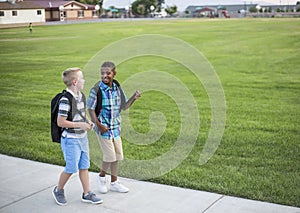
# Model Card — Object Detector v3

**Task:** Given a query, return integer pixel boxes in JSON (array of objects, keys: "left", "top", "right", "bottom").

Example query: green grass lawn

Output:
[{"left": 0, "top": 18, "right": 299, "bottom": 207}]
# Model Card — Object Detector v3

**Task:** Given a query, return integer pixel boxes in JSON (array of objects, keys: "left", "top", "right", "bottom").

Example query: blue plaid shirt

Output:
[{"left": 87, "top": 81, "right": 127, "bottom": 139}]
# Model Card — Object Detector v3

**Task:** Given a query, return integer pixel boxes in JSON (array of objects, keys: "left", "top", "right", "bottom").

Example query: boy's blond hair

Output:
[{"left": 62, "top": 68, "right": 81, "bottom": 87}]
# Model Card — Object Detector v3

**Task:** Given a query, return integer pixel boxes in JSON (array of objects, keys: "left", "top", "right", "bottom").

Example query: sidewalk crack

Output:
[
  {"left": 0, "top": 185, "right": 56, "bottom": 210},
  {"left": 202, "top": 195, "right": 225, "bottom": 213}
]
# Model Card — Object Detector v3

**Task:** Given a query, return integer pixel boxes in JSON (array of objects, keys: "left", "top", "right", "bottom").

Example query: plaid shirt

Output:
[{"left": 87, "top": 81, "right": 127, "bottom": 139}]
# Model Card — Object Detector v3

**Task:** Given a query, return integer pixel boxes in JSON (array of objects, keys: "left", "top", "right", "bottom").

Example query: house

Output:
[
  {"left": 185, "top": 3, "right": 300, "bottom": 18},
  {"left": 27, "top": 0, "right": 98, "bottom": 22},
  {"left": 185, "top": 4, "right": 250, "bottom": 18},
  {"left": 0, "top": 0, "right": 99, "bottom": 28},
  {"left": 197, "top": 7, "right": 216, "bottom": 18},
  {"left": 0, "top": 0, "right": 45, "bottom": 28}
]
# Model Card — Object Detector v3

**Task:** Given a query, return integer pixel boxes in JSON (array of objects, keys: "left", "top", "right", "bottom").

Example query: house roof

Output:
[
  {"left": 27, "top": 0, "right": 67, "bottom": 8},
  {"left": 0, "top": 1, "right": 43, "bottom": 10},
  {"left": 25, "top": 0, "right": 94, "bottom": 10},
  {"left": 200, "top": 7, "right": 215, "bottom": 12}
]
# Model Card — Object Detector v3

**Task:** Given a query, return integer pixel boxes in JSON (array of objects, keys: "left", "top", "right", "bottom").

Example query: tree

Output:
[
  {"left": 108, "top": 6, "right": 119, "bottom": 18},
  {"left": 98, "top": 0, "right": 103, "bottom": 10},
  {"left": 249, "top": 6, "right": 257, "bottom": 13},
  {"left": 131, "top": 0, "right": 157, "bottom": 17},
  {"left": 157, "top": 0, "right": 165, "bottom": 12},
  {"left": 137, "top": 4, "right": 146, "bottom": 16},
  {"left": 267, "top": 7, "right": 272, "bottom": 13},
  {"left": 165, "top": 5, "right": 177, "bottom": 16}
]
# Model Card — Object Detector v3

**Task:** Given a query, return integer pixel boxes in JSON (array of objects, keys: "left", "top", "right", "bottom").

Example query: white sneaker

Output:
[
  {"left": 97, "top": 176, "right": 108, "bottom": 194},
  {"left": 110, "top": 181, "right": 129, "bottom": 193}
]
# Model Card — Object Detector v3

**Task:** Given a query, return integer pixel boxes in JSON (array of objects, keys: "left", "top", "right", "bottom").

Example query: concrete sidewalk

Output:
[{"left": 0, "top": 154, "right": 299, "bottom": 213}]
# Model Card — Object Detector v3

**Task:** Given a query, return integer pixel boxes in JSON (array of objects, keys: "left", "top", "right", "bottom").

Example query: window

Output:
[
  {"left": 0, "top": 11, "right": 4, "bottom": 16},
  {"left": 78, "top": 10, "right": 84, "bottom": 17},
  {"left": 12, "top": 11, "right": 17, "bottom": 16},
  {"left": 37, "top": 10, "right": 42, "bottom": 15},
  {"left": 59, "top": 11, "right": 66, "bottom": 18},
  {"left": 92, "top": 10, "right": 98, "bottom": 17}
]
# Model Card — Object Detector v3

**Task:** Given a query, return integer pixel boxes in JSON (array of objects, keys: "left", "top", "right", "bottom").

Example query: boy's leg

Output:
[
  {"left": 79, "top": 169, "right": 90, "bottom": 194},
  {"left": 97, "top": 161, "right": 110, "bottom": 194},
  {"left": 110, "top": 161, "right": 129, "bottom": 193},
  {"left": 110, "top": 161, "right": 118, "bottom": 182},
  {"left": 96, "top": 135, "right": 127, "bottom": 192},
  {"left": 53, "top": 171, "right": 71, "bottom": 205},
  {"left": 78, "top": 137, "right": 103, "bottom": 204},
  {"left": 58, "top": 171, "right": 72, "bottom": 190},
  {"left": 104, "top": 137, "right": 123, "bottom": 182},
  {"left": 96, "top": 134, "right": 115, "bottom": 193},
  {"left": 100, "top": 161, "right": 110, "bottom": 177},
  {"left": 77, "top": 145, "right": 90, "bottom": 194},
  {"left": 80, "top": 168, "right": 103, "bottom": 204},
  {"left": 108, "top": 138, "right": 128, "bottom": 192}
]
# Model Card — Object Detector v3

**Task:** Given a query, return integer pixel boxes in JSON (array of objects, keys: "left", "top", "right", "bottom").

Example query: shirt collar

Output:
[
  {"left": 66, "top": 88, "right": 82, "bottom": 100},
  {"left": 100, "top": 81, "right": 117, "bottom": 91}
]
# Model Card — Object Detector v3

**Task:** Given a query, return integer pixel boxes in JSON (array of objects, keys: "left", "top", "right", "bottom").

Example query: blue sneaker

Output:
[
  {"left": 82, "top": 191, "right": 103, "bottom": 204},
  {"left": 52, "top": 186, "right": 67, "bottom": 206}
]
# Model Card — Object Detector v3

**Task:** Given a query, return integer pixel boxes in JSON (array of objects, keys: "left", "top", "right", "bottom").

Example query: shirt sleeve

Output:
[
  {"left": 87, "top": 88, "right": 97, "bottom": 110},
  {"left": 58, "top": 97, "right": 70, "bottom": 117}
]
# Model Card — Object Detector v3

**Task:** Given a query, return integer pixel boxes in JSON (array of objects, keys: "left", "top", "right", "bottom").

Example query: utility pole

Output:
[{"left": 244, "top": 1, "right": 247, "bottom": 17}]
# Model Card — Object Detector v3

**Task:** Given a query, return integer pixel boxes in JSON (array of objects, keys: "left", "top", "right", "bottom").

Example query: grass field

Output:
[{"left": 0, "top": 18, "right": 299, "bottom": 207}]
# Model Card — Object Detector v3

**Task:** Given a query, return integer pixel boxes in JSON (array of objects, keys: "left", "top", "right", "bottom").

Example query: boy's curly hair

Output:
[{"left": 101, "top": 61, "right": 115, "bottom": 73}]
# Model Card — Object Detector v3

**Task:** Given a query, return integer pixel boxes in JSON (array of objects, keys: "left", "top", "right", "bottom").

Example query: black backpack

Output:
[
  {"left": 92, "top": 79, "right": 126, "bottom": 117},
  {"left": 50, "top": 90, "right": 86, "bottom": 143}
]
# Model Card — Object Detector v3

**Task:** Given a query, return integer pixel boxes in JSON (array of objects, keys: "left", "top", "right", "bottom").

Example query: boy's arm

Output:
[
  {"left": 88, "top": 109, "right": 109, "bottom": 133},
  {"left": 88, "top": 109, "right": 98, "bottom": 125},
  {"left": 85, "top": 116, "right": 94, "bottom": 129},
  {"left": 57, "top": 115, "right": 92, "bottom": 131},
  {"left": 124, "top": 90, "right": 141, "bottom": 110}
]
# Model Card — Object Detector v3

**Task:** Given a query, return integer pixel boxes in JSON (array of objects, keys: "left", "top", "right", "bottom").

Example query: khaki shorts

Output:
[{"left": 96, "top": 134, "right": 124, "bottom": 162}]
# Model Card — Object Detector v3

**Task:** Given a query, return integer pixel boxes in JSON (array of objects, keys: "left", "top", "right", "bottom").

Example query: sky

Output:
[{"left": 103, "top": 0, "right": 298, "bottom": 11}]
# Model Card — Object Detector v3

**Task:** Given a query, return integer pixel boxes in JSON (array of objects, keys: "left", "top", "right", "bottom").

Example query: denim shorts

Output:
[{"left": 61, "top": 135, "right": 90, "bottom": 174}]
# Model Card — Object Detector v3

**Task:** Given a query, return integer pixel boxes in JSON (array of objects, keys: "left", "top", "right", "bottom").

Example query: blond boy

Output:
[{"left": 52, "top": 68, "right": 102, "bottom": 205}]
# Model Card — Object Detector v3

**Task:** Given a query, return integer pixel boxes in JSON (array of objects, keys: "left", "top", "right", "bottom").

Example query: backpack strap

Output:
[
  {"left": 63, "top": 91, "right": 87, "bottom": 134},
  {"left": 115, "top": 80, "right": 126, "bottom": 111},
  {"left": 63, "top": 91, "right": 74, "bottom": 121},
  {"left": 92, "top": 81, "right": 102, "bottom": 117}
]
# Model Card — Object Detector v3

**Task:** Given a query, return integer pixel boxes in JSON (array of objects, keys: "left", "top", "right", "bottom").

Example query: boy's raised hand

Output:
[{"left": 134, "top": 90, "right": 141, "bottom": 100}]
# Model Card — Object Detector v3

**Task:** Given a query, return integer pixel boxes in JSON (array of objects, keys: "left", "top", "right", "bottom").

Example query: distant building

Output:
[
  {"left": 0, "top": 0, "right": 99, "bottom": 28},
  {"left": 185, "top": 3, "right": 300, "bottom": 18},
  {"left": 27, "top": 0, "right": 98, "bottom": 22},
  {"left": 0, "top": 0, "right": 45, "bottom": 28}
]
